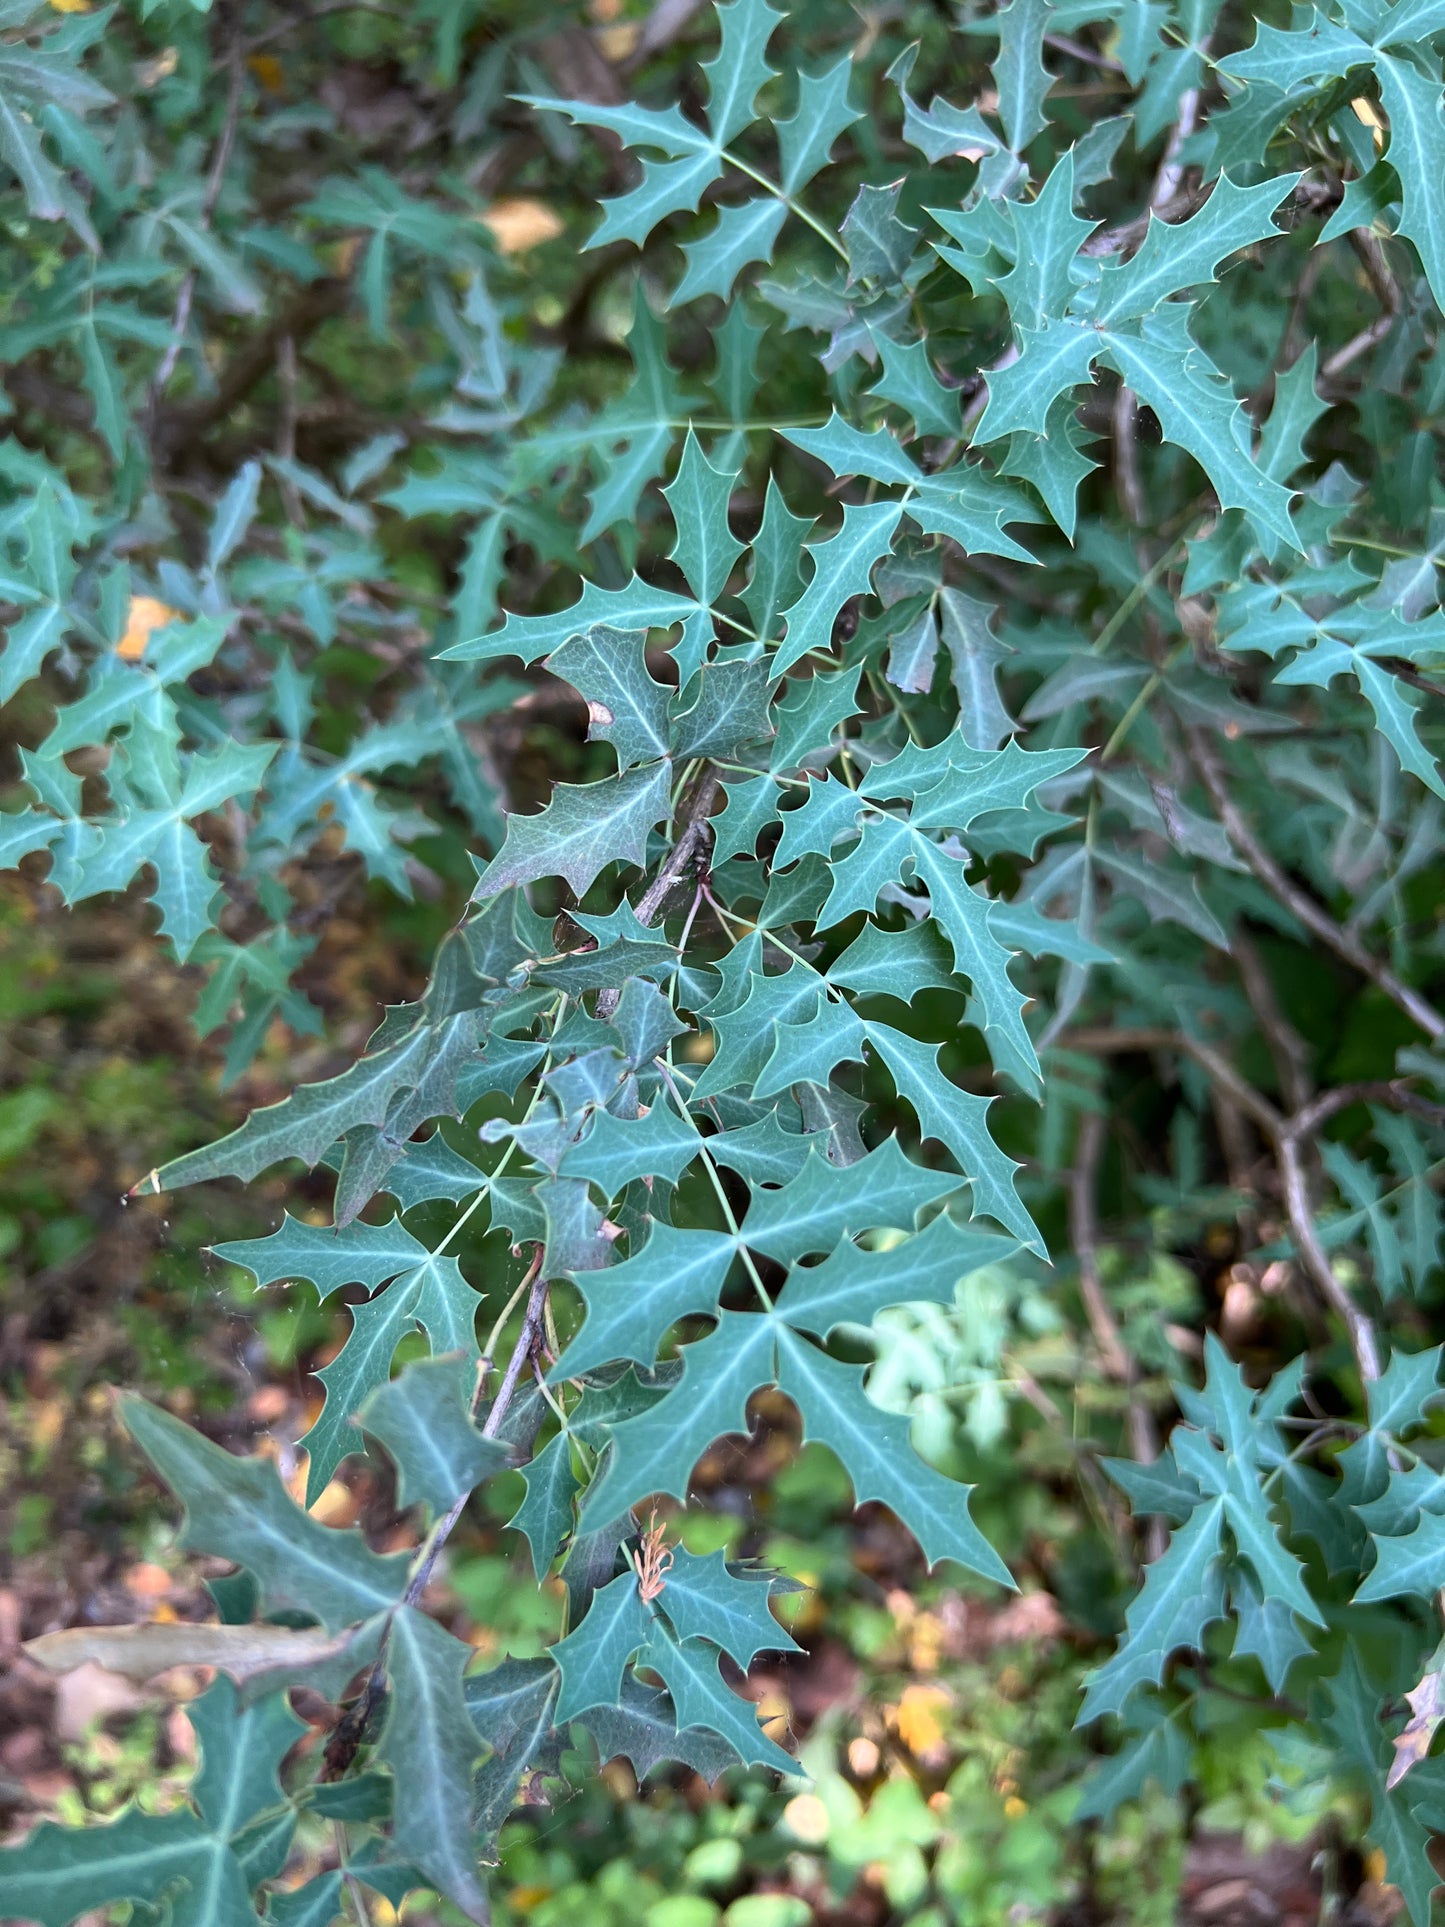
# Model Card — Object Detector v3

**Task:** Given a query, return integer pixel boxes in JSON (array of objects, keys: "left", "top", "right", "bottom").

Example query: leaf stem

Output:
[{"left": 723, "top": 151, "right": 849, "bottom": 262}]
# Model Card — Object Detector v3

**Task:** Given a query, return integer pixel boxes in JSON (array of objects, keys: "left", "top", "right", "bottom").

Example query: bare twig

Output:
[
  {"left": 1188, "top": 728, "right": 1445, "bottom": 1042},
  {"left": 595, "top": 769, "right": 721, "bottom": 1019},
  {"left": 145, "top": 41, "right": 246, "bottom": 421},
  {"left": 1321, "top": 230, "right": 1401, "bottom": 381},
  {"left": 1233, "top": 927, "right": 1313, "bottom": 1112},
  {"left": 1058, "top": 1027, "right": 1426, "bottom": 1384},
  {"left": 1112, "top": 384, "right": 1145, "bottom": 526}
]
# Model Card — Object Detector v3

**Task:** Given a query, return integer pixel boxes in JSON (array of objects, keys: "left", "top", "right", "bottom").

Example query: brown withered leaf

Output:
[
  {"left": 25, "top": 1620, "right": 354, "bottom": 1686},
  {"left": 1388, "top": 1665, "right": 1445, "bottom": 1790}
]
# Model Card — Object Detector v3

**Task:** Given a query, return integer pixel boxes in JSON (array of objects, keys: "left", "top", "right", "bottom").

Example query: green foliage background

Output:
[{"left": 2, "top": 0, "right": 1445, "bottom": 1921}]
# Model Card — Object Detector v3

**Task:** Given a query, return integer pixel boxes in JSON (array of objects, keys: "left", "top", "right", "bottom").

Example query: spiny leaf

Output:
[
  {"left": 662, "top": 430, "right": 746, "bottom": 604},
  {"left": 553, "top": 1222, "right": 738, "bottom": 1377},
  {"left": 547, "top": 626, "right": 672, "bottom": 772},
  {"left": 774, "top": 1323, "right": 1013, "bottom": 1583},
  {"left": 552, "top": 1569, "right": 650, "bottom": 1721},
  {"left": 474, "top": 763, "right": 671, "bottom": 899},
  {"left": 120, "top": 1397, "right": 407, "bottom": 1634},
  {"left": 359, "top": 1353, "right": 506, "bottom": 1518},
  {"left": 655, "top": 1547, "right": 802, "bottom": 1667},
  {"left": 639, "top": 1626, "right": 797, "bottom": 1772},
  {"left": 776, "top": 1211, "right": 1018, "bottom": 1336}
]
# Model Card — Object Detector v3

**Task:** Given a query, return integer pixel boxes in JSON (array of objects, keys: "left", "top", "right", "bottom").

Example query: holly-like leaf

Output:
[
  {"left": 774, "top": 1323, "right": 1013, "bottom": 1583},
  {"left": 119, "top": 1396, "right": 407, "bottom": 1633},
  {"left": 639, "top": 1625, "right": 797, "bottom": 1772},
  {"left": 1093, "top": 173, "right": 1301, "bottom": 326},
  {"left": 1078, "top": 1499, "right": 1228, "bottom": 1722},
  {"left": 580, "top": 1310, "right": 779, "bottom": 1524},
  {"left": 777, "top": 55, "right": 862, "bottom": 192},
  {"left": 211, "top": 1213, "right": 429, "bottom": 1300},
  {"left": 359, "top": 1353, "right": 506, "bottom": 1518},
  {"left": 377, "top": 1607, "right": 489, "bottom": 1922},
  {"left": 662, "top": 430, "right": 746, "bottom": 604},
  {"left": 554, "top": 1222, "right": 738, "bottom": 1377},
  {"left": 576, "top": 1672, "right": 740, "bottom": 1781},
  {"left": 674, "top": 197, "right": 787, "bottom": 306},
  {"left": 547, "top": 626, "right": 672, "bottom": 772},
  {"left": 655, "top": 1546, "right": 801, "bottom": 1666},
  {"left": 775, "top": 1211, "right": 1017, "bottom": 1336},
  {"left": 474, "top": 764, "right": 671, "bottom": 899},
  {"left": 552, "top": 1568, "right": 650, "bottom": 1721},
  {"left": 740, "top": 1137, "right": 960, "bottom": 1264}
]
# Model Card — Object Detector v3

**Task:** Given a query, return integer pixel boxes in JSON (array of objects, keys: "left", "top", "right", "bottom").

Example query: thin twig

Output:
[
  {"left": 1321, "top": 230, "right": 1401, "bottom": 382},
  {"left": 1188, "top": 728, "right": 1445, "bottom": 1042},
  {"left": 145, "top": 40, "right": 246, "bottom": 420},
  {"left": 1233, "top": 927, "right": 1314, "bottom": 1113},
  {"left": 595, "top": 769, "right": 720, "bottom": 1019},
  {"left": 1059, "top": 1027, "right": 1414, "bottom": 1383}
]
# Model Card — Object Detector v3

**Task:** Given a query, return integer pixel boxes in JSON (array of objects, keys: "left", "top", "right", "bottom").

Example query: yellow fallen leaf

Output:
[
  {"left": 49, "top": 0, "right": 92, "bottom": 11},
  {"left": 893, "top": 1683, "right": 951, "bottom": 1758},
  {"left": 480, "top": 198, "right": 564, "bottom": 255},
  {"left": 596, "top": 22, "right": 640, "bottom": 60},
  {"left": 118, "top": 594, "right": 179, "bottom": 661},
  {"left": 247, "top": 52, "right": 284, "bottom": 94}
]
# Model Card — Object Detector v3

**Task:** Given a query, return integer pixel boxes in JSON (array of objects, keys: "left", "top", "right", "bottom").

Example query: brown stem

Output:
[
  {"left": 1321, "top": 231, "right": 1401, "bottom": 382},
  {"left": 1188, "top": 728, "right": 1445, "bottom": 1042},
  {"left": 595, "top": 769, "right": 721, "bottom": 1018},
  {"left": 145, "top": 39, "right": 246, "bottom": 421},
  {"left": 1233, "top": 926, "right": 1313, "bottom": 1112},
  {"left": 1059, "top": 1027, "right": 1410, "bottom": 1384}
]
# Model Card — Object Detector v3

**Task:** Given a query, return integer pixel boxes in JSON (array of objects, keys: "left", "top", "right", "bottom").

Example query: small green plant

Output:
[{"left": 4, "top": 1, "right": 1445, "bottom": 1923}]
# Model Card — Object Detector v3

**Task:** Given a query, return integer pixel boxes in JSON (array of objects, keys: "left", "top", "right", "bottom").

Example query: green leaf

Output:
[
  {"left": 702, "top": 0, "right": 782, "bottom": 143},
  {"left": 743, "top": 477, "right": 813, "bottom": 640},
  {"left": 553, "top": 1568, "right": 649, "bottom": 1720},
  {"left": 377, "top": 1607, "right": 489, "bottom": 1922},
  {"left": 1099, "top": 318, "right": 1300, "bottom": 551},
  {"left": 662, "top": 429, "right": 746, "bottom": 604},
  {"left": 841, "top": 182, "right": 919, "bottom": 284},
  {"left": 674, "top": 197, "right": 787, "bottom": 306},
  {"left": 119, "top": 1396, "right": 407, "bottom": 1633},
  {"left": 1077, "top": 1499, "right": 1228, "bottom": 1723},
  {"left": 359, "top": 1353, "right": 506, "bottom": 1518},
  {"left": 975, "top": 320, "right": 1099, "bottom": 442},
  {"left": 475, "top": 763, "right": 671, "bottom": 899},
  {"left": 581, "top": 1311, "right": 778, "bottom": 1525},
  {"left": 547, "top": 626, "right": 672, "bottom": 772},
  {"left": 211, "top": 1213, "right": 428, "bottom": 1300},
  {"left": 304, "top": 1254, "right": 481, "bottom": 1500},
  {"left": 774, "top": 1323, "right": 1012, "bottom": 1583},
  {"left": 777, "top": 55, "right": 861, "bottom": 192},
  {"left": 993, "top": 151, "right": 1095, "bottom": 332},
  {"left": 773, "top": 501, "right": 902, "bottom": 676},
  {"left": 669, "top": 658, "right": 773, "bottom": 761},
  {"left": 862, "top": 1021, "right": 1039, "bottom": 1247},
  {"left": 991, "top": 0, "right": 1053, "bottom": 150},
  {"left": 656, "top": 1548, "right": 801, "bottom": 1666},
  {"left": 559, "top": 1101, "right": 700, "bottom": 1197},
  {"left": 509, "top": 1432, "right": 580, "bottom": 1576},
  {"left": 1221, "top": 13, "right": 1369, "bottom": 90},
  {"left": 441, "top": 578, "right": 703, "bottom": 666},
  {"left": 639, "top": 1626, "right": 797, "bottom": 1772},
  {"left": 775, "top": 1211, "right": 1018, "bottom": 1336},
  {"left": 1093, "top": 174, "right": 1302, "bottom": 326},
  {"left": 867, "top": 331, "right": 961, "bottom": 437},
  {"left": 575, "top": 1673, "right": 739, "bottom": 1781},
  {"left": 740, "top": 1137, "right": 960, "bottom": 1265},
  {"left": 555, "top": 1222, "right": 738, "bottom": 1376}
]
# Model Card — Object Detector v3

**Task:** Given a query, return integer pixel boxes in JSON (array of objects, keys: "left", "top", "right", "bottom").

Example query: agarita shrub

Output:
[{"left": 2, "top": 0, "right": 1445, "bottom": 1920}]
